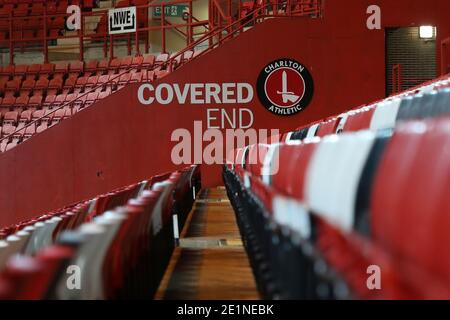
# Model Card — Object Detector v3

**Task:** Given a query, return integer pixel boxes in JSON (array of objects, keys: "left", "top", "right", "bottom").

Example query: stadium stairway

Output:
[{"left": 156, "top": 187, "right": 259, "bottom": 300}]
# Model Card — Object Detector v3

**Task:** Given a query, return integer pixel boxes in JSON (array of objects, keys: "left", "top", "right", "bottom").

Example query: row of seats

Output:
[
  {"left": 0, "top": 54, "right": 171, "bottom": 96},
  {"left": 0, "top": 0, "right": 96, "bottom": 44},
  {"left": 0, "top": 1, "right": 94, "bottom": 15},
  {"left": 0, "top": 0, "right": 90, "bottom": 7},
  {"left": 0, "top": 165, "right": 201, "bottom": 299},
  {"left": 240, "top": 0, "right": 320, "bottom": 18},
  {"left": 0, "top": 90, "right": 114, "bottom": 152},
  {"left": 0, "top": 49, "right": 200, "bottom": 152},
  {"left": 224, "top": 75, "right": 450, "bottom": 300},
  {"left": 280, "top": 75, "right": 450, "bottom": 143}
]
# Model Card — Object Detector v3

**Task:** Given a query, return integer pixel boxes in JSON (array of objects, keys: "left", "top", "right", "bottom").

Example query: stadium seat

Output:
[
  {"left": 97, "top": 59, "right": 110, "bottom": 75},
  {"left": 26, "top": 64, "right": 41, "bottom": 81},
  {"left": 48, "top": 78, "right": 63, "bottom": 96},
  {"left": 131, "top": 56, "right": 144, "bottom": 69},
  {"left": 43, "top": 95, "right": 56, "bottom": 109},
  {"left": 142, "top": 55, "right": 155, "bottom": 69},
  {"left": 28, "top": 95, "right": 43, "bottom": 109},
  {"left": 83, "top": 92, "right": 99, "bottom": 108},
  {"left": 119, "top": 56, "right": 133, "bottom": 72},
  {"left": 108, "top": 58, "right": 121, "bottom": 75},
  {"left": 84, "top": 60, "right": 99, "bottom": 77},
  {"left": 85, "top": 75, "right": 98, "bottom": 91},
  {"left": 63, "top": 75, "right": 78, "bottom": 93},
  {"left": 370, "top": 119, "right": 450, "bottom": 298},
  {"left": 69, "top": 61, "right": 84, "bottom": 78}
]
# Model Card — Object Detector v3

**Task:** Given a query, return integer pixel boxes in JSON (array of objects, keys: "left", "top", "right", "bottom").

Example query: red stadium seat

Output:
[
  {"left": 74, "top": 76, "right": 88, "bottom": 92},
  {"left": 23, "top": 123, "right": 36, "bottom": 140},
  {"left": 271, "top": 142, "right": 318, "bottom": 200},
  {"left": 142, "top": 55, "right": 155, "bottom": 69},
  {"left": 69, "top": 61, "right": 84, "bottom": 77},
  {"left": 34, "top": 77, "right": 49, "bottom": 91},
  {"left": 85, "top": 75, "right": 99, "bottom": 90},
  {"left": 371, "top": 119, "right": 450, "bottom": 298},
  {"left": 48, "top": 78, "right": 63, "bottom": 95},
  {"left": 5, "top": 79, "right": 20, "bottom": 94},
  {"left": 85, "top": 60, "right": 99, "bottom": 77},
  {"left": 343, "top": 107, "right": 376, "bottom": 132},
  {"left": 97, "top": 59, "right": 110, "bottom": 74},
  {"left": 54, "top": 62, "right": 69, "bottom": 80},
  {"left": 155, "top": 53, "right": 170, "bottom": 67},
  {"left": 53, "top": 94, "right": 67, "bottom": 109},
  {"left": 26, "top": 64, "right": 41, "bottom": 80},
  {"left": 39, "top": 64, "right": 55, "bottom": 78},
  {"left": 83, "top": 92, "right": 99, "bottom": 108},
  {"left": 108, "top": 58, "right": 121, "bottom": 75},
  {"left": 19, "top": 109, "right": 33, "bottom": 123},
  {"left": 1, "top": 124, "right": 16, "bottom": 136},
  {"left": 130, "top": 72, "right": 143, "bottom": 83},
  {"left": 131, "top": 56, "right": 144, "bottom": 69},
  {"left": 43, "top": 95, "right": 57, "bottom": 109},
  {"left": 14, "top": 65, "right": 28, "bottom": 81},
  {"left": 3, "top": 111, "right": 19, "bottom": 125},
  {"left": 1, "top": 96, "right": 15, "bottom": 108},
  {"left": 63, "top": 75, "right": 78, "bottom": 93},
  {"left": 119, "top": 56, "right": 133, "bottom": 72},
  {"left": 20, "top": 78, "right": 35, "bottom": 94},
  {"left": 118, "top": 73, "right": 131, "bottom": 87},
  {"left": 14, "top": 95, "right": 29, "bottom": 109},
  {"left": 316, "top": 118, "right": 339, "bottom": 137},
  {"left": 28, "top": 95, "right": 43, "bottom": 109}
]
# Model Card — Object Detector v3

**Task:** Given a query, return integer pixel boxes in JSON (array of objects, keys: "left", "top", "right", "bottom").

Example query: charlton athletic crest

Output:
[{"left": 257, "top": 58, "right": 314, "bottom": 116}]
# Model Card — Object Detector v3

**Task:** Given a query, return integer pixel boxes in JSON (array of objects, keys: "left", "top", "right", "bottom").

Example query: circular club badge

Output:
[{"left": 257, "top": 58, "right": 314, "bottom": 116}]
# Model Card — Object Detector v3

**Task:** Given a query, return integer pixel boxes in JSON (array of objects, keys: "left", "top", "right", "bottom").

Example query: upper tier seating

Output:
[
  {"left": 0, "top": 165, "right": 201, "bottom": 299},
  {"left": 0, "top": 50, "right": 196, "bottom": 153},
  {"left": 223, "top": 77, "right": 450, "bottom": 300},
  {"left": 0, "top": 1, "right": 96, "bottom": 47}
]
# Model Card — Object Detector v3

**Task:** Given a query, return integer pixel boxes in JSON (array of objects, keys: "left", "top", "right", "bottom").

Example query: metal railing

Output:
[
  {"left": 0, "top": 0, "right": 322, "bottom": 146},
  {"left": 0, "top": 0, "right": 209, "bottom": 64}
]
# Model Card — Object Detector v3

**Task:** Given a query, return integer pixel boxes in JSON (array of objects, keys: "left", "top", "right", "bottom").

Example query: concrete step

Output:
[
  {"left": 56, "top": 37, "right": 80, "bottom": 46},
  {"left": 98, "top": 0, "right": 114, "bottom": 9}
]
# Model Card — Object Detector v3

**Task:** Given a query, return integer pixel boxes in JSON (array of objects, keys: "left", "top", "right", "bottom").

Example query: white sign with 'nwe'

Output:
[{"left": 108, "top": 6, "right": 137, "bottom": 35}]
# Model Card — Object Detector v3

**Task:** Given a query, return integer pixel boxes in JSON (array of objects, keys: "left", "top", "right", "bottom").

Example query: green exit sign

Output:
[{"left": 153, "top": 5, "right": 188, "bottom": 18}]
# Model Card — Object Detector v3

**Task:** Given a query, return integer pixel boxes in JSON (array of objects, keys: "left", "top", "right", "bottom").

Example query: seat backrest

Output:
[
  {"left": 369, "top": 98, "right": 401, "bottom": 131},
  {"left": 370, "top": 118, "right": 450, "bottom": 286},
  {"left": 343, "top": 107, "right": 376, "bottom": 132},
  {"left": 272, "top": 140, "right": 318, "bottom": 200},
  {"left": 316, "top": 118, "right": 339, "bottom": 137},
  {"left": 305, "top": 131, "right": 377, "bottom": 232}
]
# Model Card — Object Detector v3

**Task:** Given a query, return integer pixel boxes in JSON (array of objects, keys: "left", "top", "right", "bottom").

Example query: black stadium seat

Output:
[{"left": 223, "top": 77, "right": 450, "bottom": 299}]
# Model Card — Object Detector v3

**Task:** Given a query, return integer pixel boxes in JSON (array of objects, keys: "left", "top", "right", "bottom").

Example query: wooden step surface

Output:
[{"left": 156, "top": 188, "right": 260, "bottom": 300}]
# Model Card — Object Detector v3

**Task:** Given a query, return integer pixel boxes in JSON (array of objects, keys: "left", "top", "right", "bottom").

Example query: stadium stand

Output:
[
  {"left": 0, "top": 165, "right": 201, "bottom": 299},
  {"left": 0, "top": 0, "right": 449, "bottom": 303},
  {"left": 0, "top": 0, "right": 96, "bottom": 49},
  {"left": 0, "top": 51, "right": 199, "bottom": 152},
  {"left": 223, "top": 75, "right": 450, "bottom": 300}
]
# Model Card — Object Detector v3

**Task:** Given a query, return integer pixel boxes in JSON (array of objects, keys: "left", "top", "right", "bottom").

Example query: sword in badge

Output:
[{"left": 277, "top": 71, "right": 300, "bottom": 104}]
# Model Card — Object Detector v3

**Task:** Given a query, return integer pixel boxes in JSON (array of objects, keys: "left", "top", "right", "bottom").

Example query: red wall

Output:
[{"left": 0, "top": 0, "right": 449, "bottom": 227}]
